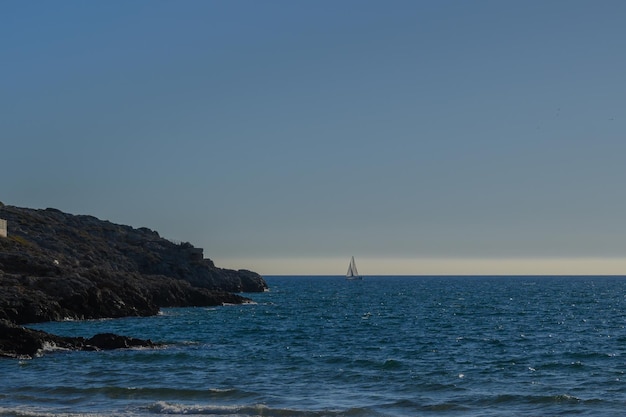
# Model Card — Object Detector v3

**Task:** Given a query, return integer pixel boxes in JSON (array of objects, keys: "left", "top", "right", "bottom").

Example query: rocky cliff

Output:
[{"left": 0, "top": 203, "right": 267, "bottom": 357}]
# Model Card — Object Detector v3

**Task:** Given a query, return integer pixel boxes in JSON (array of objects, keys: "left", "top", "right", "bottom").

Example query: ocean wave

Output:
[
  {"left": 12, "top": 386, "right": 256, "bottom": 402},
  {"left": 146, "top": 401, "right": 381, "bottom": 416},
  {"left": 35, "top": 341, "right": 71, "bottom": 357},
  {"left": 0, "top": 406, "right": 112, "bottom": 417},
  {"left": 469, "top": 392, "right": 600, "bottom": 406}
]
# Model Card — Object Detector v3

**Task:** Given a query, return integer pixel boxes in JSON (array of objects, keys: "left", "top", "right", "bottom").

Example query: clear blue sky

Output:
[{"left": 2, "top": 1, "right": 626, "bottom": 275}]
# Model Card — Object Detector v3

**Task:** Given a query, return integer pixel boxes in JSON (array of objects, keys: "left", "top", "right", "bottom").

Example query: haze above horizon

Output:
[{"left": 2, "top": 1, "right": 626, "bottom": 275}]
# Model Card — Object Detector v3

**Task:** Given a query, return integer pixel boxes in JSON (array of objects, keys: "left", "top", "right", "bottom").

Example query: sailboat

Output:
[{"left": 346, "top": 256, "right": 362, "bottom": 280}]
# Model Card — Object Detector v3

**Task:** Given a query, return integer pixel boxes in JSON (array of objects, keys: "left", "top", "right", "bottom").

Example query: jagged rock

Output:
[
  {"left": 0, "top": 204, "right": 267, "bottom": 326},
  {"left": 0, "top": 205, "right": 267, "bottom": 292},
  {"left": 0, "top": 320, "right": 158, "bottom": 358},
  {"left": 85, "top": 333, "right": 156, "bottom": 350},
  {"left": 0, "top": 204, "right": 267, "bottom": 357}
]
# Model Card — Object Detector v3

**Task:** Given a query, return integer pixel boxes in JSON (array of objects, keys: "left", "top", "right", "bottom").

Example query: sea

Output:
[{"left": 2, "top": 275, "right": 626, "bottom": 417}]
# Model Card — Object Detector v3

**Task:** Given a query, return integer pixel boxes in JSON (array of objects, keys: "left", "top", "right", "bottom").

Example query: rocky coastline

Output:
[
  {"left": 0, "top": 203, "right": 267, "bottom": 358},
  {"left": 0, "top": 319, "right": 161, "bottom": 359}
]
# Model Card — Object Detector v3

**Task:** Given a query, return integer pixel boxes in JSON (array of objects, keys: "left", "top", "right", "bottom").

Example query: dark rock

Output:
[
  {"left": 0, "top": 319, "right": 51, "bottom": 358},
  {"left": 86, "top": 333, "right": 156, "bottom": 350},
  {"left": 0, "top": 204, "right": 268, "bottom": 358},
  {"left": 0, "top": 204, "right": 267, "bottom": 326},
  {"left": 0, "top": 320, "right": 158, "bottom": 359}
]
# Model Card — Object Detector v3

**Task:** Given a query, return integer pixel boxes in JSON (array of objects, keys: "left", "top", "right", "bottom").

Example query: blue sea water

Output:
[{"left": 2, "top": 276, "right": 626, "bottom": 416}]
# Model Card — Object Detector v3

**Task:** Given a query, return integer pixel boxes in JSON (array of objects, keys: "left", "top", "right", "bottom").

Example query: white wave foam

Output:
[
  {"left": 35, "top": 341, "right": 70, "bottom": 357},
  {"left": 0, "top": 406, "right": 119, "bottom": 417},
  {"left": 148, "top": 401, "right": 271, "bottom": 416}
]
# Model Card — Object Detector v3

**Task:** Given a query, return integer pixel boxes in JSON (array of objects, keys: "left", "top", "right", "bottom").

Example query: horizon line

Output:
[{"left": 261, "top": 274, "right": 626, "bottom": 277}]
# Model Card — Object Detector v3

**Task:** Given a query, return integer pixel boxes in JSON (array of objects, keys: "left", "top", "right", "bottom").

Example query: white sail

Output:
[{"left": 346, "top": 256, "right": 361, "bottom": 280}]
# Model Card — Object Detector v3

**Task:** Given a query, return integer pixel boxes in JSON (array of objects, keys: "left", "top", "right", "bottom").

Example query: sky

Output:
[{"left": 2, "top": 0, "right": 626, "bottom": 275}]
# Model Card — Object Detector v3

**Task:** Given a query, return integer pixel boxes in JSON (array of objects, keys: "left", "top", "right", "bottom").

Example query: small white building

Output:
[{"left": 0, "top": 218, "right": 6, "bottom": 238}]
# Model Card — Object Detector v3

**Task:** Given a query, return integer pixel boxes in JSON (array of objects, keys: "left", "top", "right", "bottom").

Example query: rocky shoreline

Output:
[
  {"left": 0, "top": 203, "right": 267, "bottom": 358},
  {"left": 0, "top": 319, "right": 161, "bottom": 359}
]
